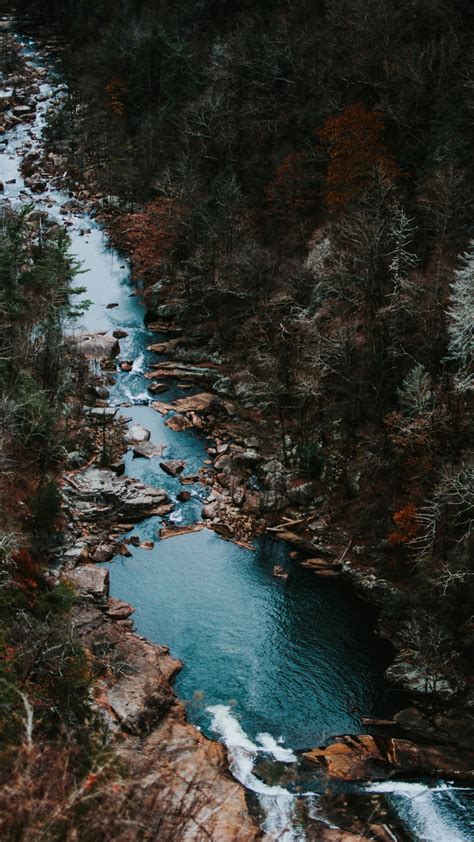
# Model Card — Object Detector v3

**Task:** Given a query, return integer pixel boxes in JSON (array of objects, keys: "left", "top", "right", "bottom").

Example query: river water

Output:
[{"left": 1, "top": 30, "right": 473, "bottom": 841}]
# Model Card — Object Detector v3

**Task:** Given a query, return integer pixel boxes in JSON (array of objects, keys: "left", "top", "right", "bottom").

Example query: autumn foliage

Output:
[
  {"left": 388, "top": 504, "right": 420, "bottom": 546},
  {"left": 105, "top": 77, "right": 127, "bottom": 116},
  {"left": 319, "top": 103, "right": 400, "bottom": 209},
  {"left": 117, "top": 199, "right": 182, "bottom": 283}
]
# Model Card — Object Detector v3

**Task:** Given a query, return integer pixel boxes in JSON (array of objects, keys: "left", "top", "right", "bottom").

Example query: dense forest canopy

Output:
[{"left": 3, "top": 0, "right": 472, "bottom": 731}]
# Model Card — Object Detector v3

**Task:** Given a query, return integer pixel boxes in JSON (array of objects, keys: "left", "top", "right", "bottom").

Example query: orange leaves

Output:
[
  {"left": 105, "top": 77, "right": 127, "bottom": 116},
  {"left": 388, "top": 503, "right": 420, "bottom": 546},
  {"left": 11, "top": 548, "right": 41, "bottom": 595},
  {"left": 117, "top": 199, "right": 182, "bottom": 283},
  {"left": 319, "top": 103, "right": 400, "bottom": 210}
]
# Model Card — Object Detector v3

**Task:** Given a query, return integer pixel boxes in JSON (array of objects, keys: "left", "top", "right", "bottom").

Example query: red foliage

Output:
[
  {"left": 118, "top": 199, "right": 182, "bottom": 284},
  {"left": 387, "top": 503, "right": 420, "bottom": 546},
  {"left": 319, "top": 103, "right": 400, "bottom": 209},
  {"left": 105, "top": 76, "right": 127, "bottom": 116},
  {"left": 11, "top": 548, "right": 42, "bottom": 598}
]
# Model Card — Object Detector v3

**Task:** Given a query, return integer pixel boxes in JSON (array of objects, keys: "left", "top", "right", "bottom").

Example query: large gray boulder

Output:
[
  {"left": 70, "top": 332, "right": 120, "bottom": 360},
  {"left": 65, "top": 468, "right": 169, "bottom": 521},
  {"left": 66, "top": 565, "right": 109, "bottom": 600}
]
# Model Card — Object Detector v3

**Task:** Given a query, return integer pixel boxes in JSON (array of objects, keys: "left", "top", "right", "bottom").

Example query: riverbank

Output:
[{"left": 2, "top": 19, "right": 473, "bottom": 842}]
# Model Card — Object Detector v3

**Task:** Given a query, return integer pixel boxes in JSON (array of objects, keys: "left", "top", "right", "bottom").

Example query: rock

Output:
[
  {"left": 132, "top": 442, "right": 165, "bottom": 459},
  {"left": 106, "top": 302, "right": 119, "bottom": 309},
  {"left": 83, "top": 406, "right": 117, "bottom": 422},
  {"left": 66, "top": 450, "right": 85, "bottom": 469},
  {"left": 59, "top": 541, "right": 89, "bottom": 571},
  {"left": 148, "top": 382, "right": 168, "bottom": 395},
  {"left": 261, "top": 490, "right": 289, "bottom": 511},
  {"left": 273, "top": 565, "right": 288, "bottom": 579},
  {"left": 73, "top": 604, "right": 179, "bottom": 735},
  {"left": 179, "top": 474, "right": 200, "bottom": 485},
  {"left": 65, "top": 565, "right": 109, "bottom": 601},
  {"left": 118, "top": 711, "right": 260, "bottom": 840},
  {"left": 13, "top": 104, "right": 33, "bottom": 117},
  {"left": 303, "top": 734, "right": 474, "bottom": 782},
  {"left": 105, "top": 597, "right": 134, "bottom": 620},
  {"left": 70, "top": 332, "right": 120, "bottom": 361},
  {"left": 241, "top": 492, "right": 262, "bottom": 515},
  {"left": 155, "top": 302, "right": 184, "bottom": 319},
  {"left": 232, "top": 449, "right": 262, "bottom": 465},
  {"left": 177, "top": 490, "right": 192, "bottom": 502},
  {"left": 159, "top": 524, "right": 204, "bottom": 540},
  {"left": 29, "top": 178, "right": 47, "bottom": 193},
  {"left": 172, "top": 391, "right": 228, "bottom": 414},
  {"left": 64, "top": 468, "right": 169, "bottom": 521},
  {"left": 213, "top": 376, "right": 235, "bottom": 397},
  {"left": 119, "top": 360, "right": 133, "bottom": 372},
  {"left": 124, "top": 423, "right": 151, "bottom": 445},
  {"left": 202, "top": 502, "right": 219, "bottom": 519},
  {"left": 160, "top": 459, "right": 186, "bottom": 477},
  {"left": 165, "top": 413, "right": 194, "bottom": 432},
  {"left": 301, "top": 558, "right": 342, "bottom": 577},
  {"left": 90, "top": 543, "right": 116, "bottom": 563},
  {"left": 140, "top": 541, "right": 154, "bottom": 550},
  {"left": 395, "top": 706, "right": 474, "bottom": 750},
  {"left": 151, "top": 400, "right": 175, "bottom": 415},
  {"left": 113, "top": 329, "right": 128, "bottom": 339}
]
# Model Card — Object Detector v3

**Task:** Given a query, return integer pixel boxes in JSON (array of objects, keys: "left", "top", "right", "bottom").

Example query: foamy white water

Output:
[
  {"left": 207, "top": 704, "right": 305, "bottom": 841},
  {"left": 367, "top": 781, "right": 473, "bottom": 842},
  {"left": 131, "top": 352, "right": 145, "bottom": 373}
]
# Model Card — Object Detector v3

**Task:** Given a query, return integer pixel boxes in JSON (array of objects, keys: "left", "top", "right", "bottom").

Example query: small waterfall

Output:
[
  {"left": 207, "top": 704, "right": 304, "bottom": 841},
  {"left": 367, "top": 781, "right": 473, "bottom": 842}
]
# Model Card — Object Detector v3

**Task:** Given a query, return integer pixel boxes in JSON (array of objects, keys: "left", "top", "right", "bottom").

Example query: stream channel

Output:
[{"left": 1, "top": 30, "right": 473, "bottom": 841}]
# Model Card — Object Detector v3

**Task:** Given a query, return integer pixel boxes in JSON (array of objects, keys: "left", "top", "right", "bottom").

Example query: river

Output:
[{"left": 1, "top": 27, "right": 473, "bottom": 841}]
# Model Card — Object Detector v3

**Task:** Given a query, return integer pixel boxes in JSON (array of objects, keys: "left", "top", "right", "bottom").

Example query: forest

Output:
[{"left": 14, "top": 0, "right": 473, "bottom": 684}]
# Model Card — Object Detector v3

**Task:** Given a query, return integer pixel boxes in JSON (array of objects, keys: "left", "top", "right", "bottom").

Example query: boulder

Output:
[
  {"left": 213, "top": 376, "right": 235, "bottom": 397},
  {"left": 160, "top": 459, "right": 186, "bottom": 477},
  {"left": 202, "top": 502, "right": 219, "bottom": 520},
  {"left": 83, "top": 406, "right": 117, "bottom": 422},
  {"left": 90, "top": 543, "right": 116, "bottom": 563},
  {"left": 64, "top": 468, "right": 169, "bottom": 522},
  {"left": 124, "top": 423, "right": 151, "bottom": 445},
  {"left": 165, "top": 413, "right": 194, "bottom": 432},
  {"left": 242, "top": 492, "right": 262, "bottom": 515},
  {"left": 71, "top": 332, "right": 120, "bottom": 361},
  {"left": 148, "top": 382, "right": 168, "bottom": 395},
  {"left": 132, "top": 441, "right": 165, "bottom": 459},
  {"left": 105, "top": 597, "right": 134, "bottom": 620},
  {"left": 232, "top": 448, "right": 262, "bottom": 466},
  {"left": 65, "top": 565, "right": 109, "bottom": 601},
  {"left": 13, "top": 104, "right": 34, "bottom": 116},
  {"left": 303, "top": 734, "right": 474, "bottom": 782}
]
